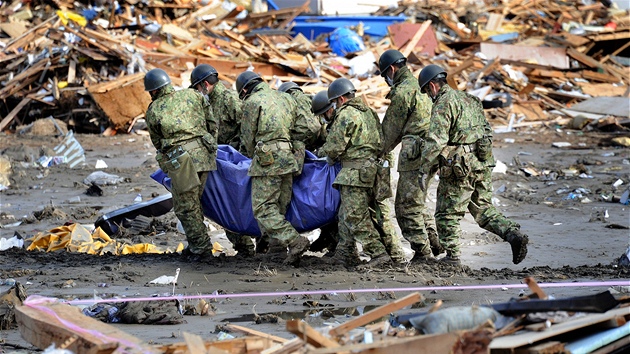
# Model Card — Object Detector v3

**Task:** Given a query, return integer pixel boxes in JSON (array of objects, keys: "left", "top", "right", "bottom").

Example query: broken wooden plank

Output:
[
  {"left": 15, "top": 299, "right": 160, "bottom": 354},
  {"left": 260, "top": 338, "right": 302, "bottom": 354},
  {"left": 88, "top": 73, "right": 151, "bottom": 130},
  {"left": 0, "top": 98, "right": 31, "bottom": 131},
  {"left": 184, "top": 332, "right": 211, "bottom": 354},
  {"left": 307, "top": 332, "right": 458, "bottom": 354},
  {"left": 225, "top": 324, "right": 287, "bottom": 343},
  {"left": 489, "top": 307, "right": 630, "bottom": 351},
  {"left": 481, "top": 43, "right": 569, "bottom": 69},
  {"left": 329, "top": 292, "right": 422, "bottom": 337},
  {"left": 400, "top": 20, "right": 432, "bottom": 57},
  {"left": 286, "top": 320, "right": 339, "bottom": 348}
]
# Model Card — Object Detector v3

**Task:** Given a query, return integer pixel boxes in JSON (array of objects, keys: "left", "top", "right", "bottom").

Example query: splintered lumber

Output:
[
  {"left": 329, "top": 292, "right": 422, "bottom": 337},
  {"left": 14, "top": 299, "right": 159, "bottom": 354},
  {"left": 260, "top": 338, "right": 303, "bottom": 354},
  {"left": 306, "top": 332, "right": 459, "bottom": 354},
  {"left": 480, "top": 43, "right": 569, "bottom": 69},
  {"left": 286, "top": 320, "right": 339, "bottom": 348},
  {"left": 489, "top": 307, "right": 630, "bottom": 352},
  {"left": 87, "top": 73, "right": 152, "bottom": 130},
  {"left": 225, "top": 324, "right": 287, "bottom": 343},
  {"left": 0, "top": 97, "right": 31, "bottom": 131},
  {"left": 524, "top": 277, "right": 547, "bottom": 300},
  {"left": 184, "top": 332, "right": 214, "bottom": 354},
  {"left": 157, "top": 336, "right": 277, "bottom": 354}
]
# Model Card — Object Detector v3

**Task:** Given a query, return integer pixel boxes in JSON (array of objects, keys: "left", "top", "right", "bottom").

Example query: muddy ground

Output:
[{"left": 0, "top": 122, "right": 629, "bottom": 351}]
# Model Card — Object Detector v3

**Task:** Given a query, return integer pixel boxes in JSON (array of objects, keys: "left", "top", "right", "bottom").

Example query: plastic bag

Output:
[
  {"left": 151, "top": 145, "right": 340, "bottom": 236},
  {"left": 329, "top": 28, "right": 366, "bottom": 56}
]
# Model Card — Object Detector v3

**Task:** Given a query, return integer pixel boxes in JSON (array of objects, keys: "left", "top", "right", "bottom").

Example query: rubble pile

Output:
[
  {"left": 6, "top": 278, "right": 630, "bottom": 353},
  {"left": 0, "top": 0, "right": 628, "bottom": 135}
]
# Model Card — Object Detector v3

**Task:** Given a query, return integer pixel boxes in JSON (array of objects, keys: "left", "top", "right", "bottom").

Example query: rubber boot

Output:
[
  {"left": 428, "top": 230, "right": 444, "bottom": 256},
  {"left": 506, "top": 229, "right": 529, "bottom": 264}
]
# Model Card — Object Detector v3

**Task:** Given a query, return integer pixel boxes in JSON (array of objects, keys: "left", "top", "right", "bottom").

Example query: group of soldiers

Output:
[{"left": 143, "top": 49, "right": 529, "bottom": 268}]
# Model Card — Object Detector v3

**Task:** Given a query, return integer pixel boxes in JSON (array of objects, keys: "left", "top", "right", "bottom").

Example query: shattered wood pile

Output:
[
  {"left": 10, "top": 277, "right": 630, "bottom": 354},
  {"left": 1, "top": 0, "right": 628, "bottom": 135}
]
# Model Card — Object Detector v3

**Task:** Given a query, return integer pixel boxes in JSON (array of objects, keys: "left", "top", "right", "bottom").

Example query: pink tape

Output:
[{"left": 65, "top": 280, "right": 630, "bottom": 306}]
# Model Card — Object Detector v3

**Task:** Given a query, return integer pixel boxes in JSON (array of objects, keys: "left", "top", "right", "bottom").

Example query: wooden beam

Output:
[
  {"left": 524, "top": 277, "right": 548, "bottom": 300},
  {"left": 260, "top": 338, "right": 303, "bottom": 354},
  {"left": 15, "top": 300, "right": 160, "bottom": 354},
  {"left": 0, "top": 98, "right": 31, "bottom": 131},
  {"left": 400, "top": 20, "right": 432, "bottom": 57},
  {"left": 183, "top": 332, "right": 211, "bottom": 354},
  {"left": 225, "top": 324, "right": 287, "bottom": 343},
  {"left": 329, "top": 292, "right": 422, "bottom": 338},
  {"left": 286, "top": 320, "right": 339, "bottom": 348}
]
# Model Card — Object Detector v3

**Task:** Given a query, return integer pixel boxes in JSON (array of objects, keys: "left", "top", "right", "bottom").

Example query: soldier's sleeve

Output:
[
  {"left": 226, "top": 90, "right": 243, "bottom": 125},
  {"left": 318, "top": 113, "right": 351, "bottom": 160},
  {"left": 202, "top": 95, "right": 218, "bottom": 142},
  {"left": 240, "top": 100, "right": 258, "bottom": 158},
  {"left": 419, "top": 99, "right": 455, "bottom": 174},
  {"left": 381, "top": 90, "right": 407, "bottom": 155},
  {"left": 416, "top": 93, "right": 433, "bottom": 138},
  {"left": 146, "top": 109, "right": 163, "bottom": 152}
]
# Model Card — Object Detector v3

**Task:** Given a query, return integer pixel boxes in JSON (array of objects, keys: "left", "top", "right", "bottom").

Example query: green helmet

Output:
[
  {"left": 378, "top": 49, "right": 406, "bottom": 76},
  {"left": 418, "top": 64, "right": 447, "bottom": 90},
  {"left": 144, "top": 68, "right": 171, "bottom": 91},
  {"left": 190, "top": 64, "right": 218, "bottom": 88},
  {"left": 278, "top": 82, "right": 301, "bottom": 93},
  {"left": 235, "top": 71, "right": 262, "bottom": 99},
  {"left": 312, "top": 90, "right": 333, "bottom": 116},
  {"left": 327, "top": 78, "right": 356, "bottom": 101}
]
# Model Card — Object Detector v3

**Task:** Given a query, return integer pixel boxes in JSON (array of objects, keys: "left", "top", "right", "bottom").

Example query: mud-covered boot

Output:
[
  {"left": 428, "top": 231, "right": 444, "bottom": 256},
  {"left": 285, "top": 236, "right": 311, "bottom": 266},
  {"left": 506, "top": 229, "right": 529, "bottom": 264},
  {"left": 440, "top": 254, "right": 461, "bottom": 266},
  {"left": 410, "top": 243, "right": 435, "bottom": 263}
]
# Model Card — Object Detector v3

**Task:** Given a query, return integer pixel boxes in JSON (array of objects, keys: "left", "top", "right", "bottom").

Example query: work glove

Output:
[
  {"left": 418, "top": 172, "right": 428, "bottom": 193},
  {"left": 325, "top": 156, "right": 335, "bottom": 166}
]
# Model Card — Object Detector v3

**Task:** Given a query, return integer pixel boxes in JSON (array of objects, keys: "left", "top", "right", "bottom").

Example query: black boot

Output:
[{"left": 506, "top": 229, "right": 529, "bottom": 264}]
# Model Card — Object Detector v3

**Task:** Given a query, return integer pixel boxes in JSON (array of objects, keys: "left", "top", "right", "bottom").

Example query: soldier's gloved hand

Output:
[
  {"left": 418, "top": 172, "right": 428, "bottom": 193},
  {"left": 325, "top": 156, "right": 335, "bottom": 166}
]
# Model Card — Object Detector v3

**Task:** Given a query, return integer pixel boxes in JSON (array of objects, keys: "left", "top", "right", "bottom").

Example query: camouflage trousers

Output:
[
  {"left": 395, "top": 170, "right": 437, "bottom": 256},
  {"left": 435, "top": 168, "right": 520, "bottom": 257},
  {"left": 374, "top": 197, "right": 406, "bottom": 263},
  {"left": 251, "top": 174, "right": 300, "bottom": 247},
  {"left": 173, "top": 171, "right": 211, "bottom": 254},
  {"left": 336, "top": 185, "right": 387, "bottom": 261}
]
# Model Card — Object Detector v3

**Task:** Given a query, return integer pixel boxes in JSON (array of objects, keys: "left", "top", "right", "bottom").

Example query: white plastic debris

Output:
[
  {"left": 0, "top": 235, "right": 24, "bottom": 251},
  {"left": 613, "top": 179, "right": 624, "bottom": 189},
  {"left": 95, "top": 159, "right": 108, "bottom": 169},
  {"left": 83, "top": 171, "right": 125, "bottom": 186},
  {"left": 492, "top": 160, "right": 508, "bottom": 174},
  {"left": 552, "top": 142, "right": 571, "bottom": 148}
]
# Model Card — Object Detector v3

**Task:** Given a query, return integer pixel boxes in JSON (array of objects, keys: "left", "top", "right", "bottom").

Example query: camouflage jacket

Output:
[
  {"left": 240, "top": 83, "right": 299, "bottom": 177},
  {"left": 318, "top": 97, "right": 382, "bottom": 188},
  {"left": 381, "top": 66, "right": 432, "bottom": 172},
  {"left": 285, "top": 90, "right": 322, "bottom": 151},
  {"left": 146, "top": 85, "right": 218, "bottom": 172},
  {"left": 207, "top": 82, "right": 242, "bottom": 148},
  {"left": 419, "top": 85, "right": 494, "bottom": 174}
]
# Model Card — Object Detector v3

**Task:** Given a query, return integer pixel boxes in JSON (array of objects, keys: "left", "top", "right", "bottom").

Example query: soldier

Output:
[
  {"left": 235, "top": 71, "right": 311, "bottom": 266},
  {"left": 417, "top": 64, "right": 529, "bottom": 266},
  {"left": 144, "top": 68, "right": 218, "bottom": 260},
  {"left": 317, "top": 79, "right": 392, "bottom": 267},
  {"left": 278, "top": 82, "right": 322, "bottom": 175},
  {"left": 377, "top": 49, "right": 442, "bottom": 262},
  {"left": 190, "top": 64, "right": 255, "bottom": 257}
]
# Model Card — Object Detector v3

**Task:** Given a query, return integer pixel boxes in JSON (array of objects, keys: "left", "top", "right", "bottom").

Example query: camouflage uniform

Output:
[
  {"left": 318, "top": 97, "right": 388, "bottom": 262},
  {"left": 241, "top": 83, "right": 301, "bottom": 247},
  {"left": 381, "top": 66, "right": 437, "bottom": 257},
  {"left": 283, "top": 90, "right": 322, "bottom": 174},
  {"left": 146, "top": 85, "right": 218, "bottom": 255},
  {"left": 203, "top": 81, "right": 254, "bottom": 254},
  {"left": 419, "top": 85, "right": 520, "bottom": 258},
  {"left": 207, "top": 82, "right": 242, "bottom": 149}
]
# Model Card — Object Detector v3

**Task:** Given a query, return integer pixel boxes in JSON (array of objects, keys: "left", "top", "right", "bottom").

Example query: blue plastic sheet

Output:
[
  {"left": 151, "top": 145, "right": 340, "bottom": 237},
  {"left": 329, "top": 27, "right": 365, "bottom": 56}
]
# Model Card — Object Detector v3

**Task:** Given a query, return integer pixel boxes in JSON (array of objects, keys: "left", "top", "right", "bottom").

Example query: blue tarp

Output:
[
  {"left": 151, "top": 145, "right": 341, "bottom": 237},
  {"left": 291, "top": 15, "right": 406, "bottom": 40}
]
